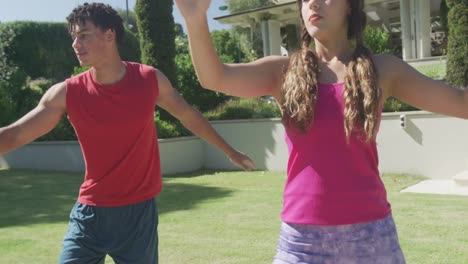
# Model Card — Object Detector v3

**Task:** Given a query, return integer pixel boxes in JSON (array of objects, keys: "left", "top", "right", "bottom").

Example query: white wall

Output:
[
  {"left": 158, "top": 137, "right": 204, "bottom": 175},
  {"left": 0, "top": 137, "right": 204, "bottom": 175},
  {"left": 377, "top": 112, "right": 468, "bottom": 179},
  {"left": 205, "top": 113, "right": 468, "bottom": 180},
  {"left": 0, "top": 141, "right": 85, "bottom": 171},
  {"left": 1, "top": 112, "right": 467, "bottom": 179},
  {"left": 204, "top": 119, "right": 288, "bottom": 171}
]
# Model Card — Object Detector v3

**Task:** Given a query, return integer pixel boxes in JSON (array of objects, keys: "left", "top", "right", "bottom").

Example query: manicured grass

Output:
[
  {"left": 414, "top": 63, "right": 447, "bottom": 80},
  {"left": 0, "top": 169, "right": 467, "bottom": 263}
]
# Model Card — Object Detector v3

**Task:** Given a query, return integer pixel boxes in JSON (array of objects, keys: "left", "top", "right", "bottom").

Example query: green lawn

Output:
[
  {"left": 0, "top": 169, "right": 467, "bottom": 264},
  {"left": 414, "top": 62, "right": 447, "bottom": 80}
]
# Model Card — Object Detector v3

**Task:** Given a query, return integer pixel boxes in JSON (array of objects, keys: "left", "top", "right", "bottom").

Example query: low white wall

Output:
[
  {"left": 377, "top": 111, "right": 468, "bottom": 179},
  {"left": 0, "top": 141, "right": 84, "bottom": 171},
  {"left": 0, "top": 137, "right": 204, "bottom": 175},
  {"left": 1, "top": 112, "right": 467, "bottom": 179},
  {"left": 158, "top": 137, "right": 203, "bottom": 175},
  {"left": 206, "top": 112, "right": 468, "bottom": 179},
  {"left": 204, "top": 119, "right": 288, "bottom": 171}
]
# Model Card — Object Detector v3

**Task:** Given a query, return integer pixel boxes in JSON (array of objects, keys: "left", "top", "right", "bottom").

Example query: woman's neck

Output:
[
  {"left": 313, "top": 38, "right": 353, "bottom": 63},
  {"left": 313, "top": 38, "right": 353, "bottom": 84}
]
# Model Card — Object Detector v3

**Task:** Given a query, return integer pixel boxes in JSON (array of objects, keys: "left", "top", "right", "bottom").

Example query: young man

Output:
[{"left": 0, "top": 3, "right": 255, "bottom": 263}]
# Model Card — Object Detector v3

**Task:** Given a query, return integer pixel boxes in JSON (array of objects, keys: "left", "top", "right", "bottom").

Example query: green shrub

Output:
[
  {"left": 72, "top": 66, "right": 91, "bottom": 76},
  {"left": 175, "top": 52, "right": 229, "bottom": 112},
  {"left": 204, "top": 98, "right": 281, "bottom": 120},
  {"left": 15, "top": 78, "right": 49, "bottom": 116},
  {"left": 155, "top": 115, "right": 180, "bottom": 138},
  {"left": 136, "top": 0, "right": 177, "bottom": 86},
  {"left": 136, "top": 0, "right": 178, "bottom": 123},
  {"left": 0, "top": 24, "right": 21, "bottom": 126},
  {"left": 0, "top": 24, "right": 18, "bottom": 83},
  {"left": 446, "top": 0, "right": 468, "bottom": 87},
  {"left": 0, "top": 21, "right": 140, "bottom": 82},
  {"left": 119, "top": 30, "right": 141, "bottom": 63},
  {"left": 440, "top": 0, "right": 449, "bottom": 33},
  {"left": 0, "top": 22, "right": 78, "bottom": 81},
  {"left": 383, "top": 97, "right": 419, "bottom": 112},
  {"left": 173, "top": 29, "right": 249, "bottom": 115},
  {"left": 38, "top": 119, "right": 77, "bottom": 141},
  {"left": 20, "top": 78, "right": 78, "bottom": 142},
  {"left": 228, "top": 0, "right": 274, "bottom": 12},
  {"left": 0, "top": 70, "right": 27, "bottom": 126},
  {"left": 363, "top": 26, "right": 392, "bottom": 54}
]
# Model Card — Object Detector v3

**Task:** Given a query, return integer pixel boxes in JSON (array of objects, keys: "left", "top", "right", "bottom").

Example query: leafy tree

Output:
[
  {"left": 136, "top": 0, "right": 178, "bottom": 121},
  {"left": 227, "top": 0, "right": 275, "bottom": 60},
  {"left": 363, "top": 26, "right": 392, "bottom": 54},
  {"left": 116, "top": 8, "right": 138, "bottom": 34},
  {"left": 211, "top": 30, "right": 243, "bottom": 62},
  {"left": 228, "top": 0, "right": 274, "bottom": 12},
  {"left": 174, "top": 29, "right": 250, "bottom": 112},
  {"left": 446, "top": 0, "right": 468, "bottom": 87},
  {"left": 135, "top": 0, "right": 177, "bottom": 87}
]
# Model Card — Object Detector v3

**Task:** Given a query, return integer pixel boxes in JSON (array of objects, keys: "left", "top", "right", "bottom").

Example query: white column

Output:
[
  {"left": 261, "top": 20, "right": 270, "bottom": 57},
  {"left": 410, "top": 0, "right": 418, "bottom": 57},
  {"left": 415, "top": 0, "right": 432, "bottom": 58},
  {"left": 261, "top": 20, "right": 282, "bottom": 56},
  {"left": 267, "top": 20, "right": 282, "bottom": 56},
  {"left": 399, "top": 0, "right": 414, "bottom": 60}
]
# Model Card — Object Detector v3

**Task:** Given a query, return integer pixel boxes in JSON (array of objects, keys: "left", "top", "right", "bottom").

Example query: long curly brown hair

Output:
[{"left": 281, "top": 0, "right": 381, "bottom": 142}]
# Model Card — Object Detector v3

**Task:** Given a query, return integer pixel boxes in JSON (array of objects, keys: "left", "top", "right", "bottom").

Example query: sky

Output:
[{"left": 0, "top": 0, "right": 231, "bottom": 32}]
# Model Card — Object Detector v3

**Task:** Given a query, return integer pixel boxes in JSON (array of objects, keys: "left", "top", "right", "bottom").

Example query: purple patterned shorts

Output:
[{"left": 273, "top": 214, "right": 406, "bottom": 264}]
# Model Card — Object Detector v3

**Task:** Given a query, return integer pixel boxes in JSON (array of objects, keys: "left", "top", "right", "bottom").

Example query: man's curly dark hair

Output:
[{"left": 67, "top": 2, "right": 125, "bottom": 45}]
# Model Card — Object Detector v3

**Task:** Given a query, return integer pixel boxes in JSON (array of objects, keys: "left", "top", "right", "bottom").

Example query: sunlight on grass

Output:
[
  {"left": 0, "top": 169, "right": 467, "bottom": 264},
  {"left": 414, "top": 63, "right": 446, "bottom": 80}
]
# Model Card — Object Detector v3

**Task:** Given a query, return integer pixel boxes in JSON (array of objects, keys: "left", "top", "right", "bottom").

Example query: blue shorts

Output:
[
  {"left": 58, "top": 198, "right": 158, "bottom": 264},
  {"left": 273, "top": 214, "right": 406, "bottom": 264}
]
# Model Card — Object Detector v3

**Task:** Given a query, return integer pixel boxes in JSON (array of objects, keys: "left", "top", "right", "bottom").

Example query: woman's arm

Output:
[
  {"left": 377, "top": 54, "right": 467, "bottom": 119},
  {"left": 175, "top": 0, "right": 288, "bottom": 100}
]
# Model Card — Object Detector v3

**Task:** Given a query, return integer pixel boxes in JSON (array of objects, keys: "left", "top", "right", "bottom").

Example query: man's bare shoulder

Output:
[{"left": 41, "top": 82, "right": 67, "bottom": 111}]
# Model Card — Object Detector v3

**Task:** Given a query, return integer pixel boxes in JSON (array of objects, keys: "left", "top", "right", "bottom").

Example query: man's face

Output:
[{"left": 71, "top": 20, "right": 112, "bottom": 67}]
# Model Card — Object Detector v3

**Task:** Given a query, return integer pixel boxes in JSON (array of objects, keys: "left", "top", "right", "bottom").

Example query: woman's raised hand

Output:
[{"left": 174, "top": 0, "right": 211, "bottom": 19}]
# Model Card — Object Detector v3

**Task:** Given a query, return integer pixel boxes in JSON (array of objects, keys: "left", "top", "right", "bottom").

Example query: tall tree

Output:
[
  {"left": 228, "top": 0, "right": 274, "bottom": 12},
  {"left": 446, "top": 0, "right": 467, "bottom": 87},
  {"left": 116, "top": 8, "right": 138, "bottom": 34},
  {"left": 135, "top": 0, "right": 177, "bottom": 87},
  {"left": 174, "top": 29, "right": 247, "bottom": 112}
]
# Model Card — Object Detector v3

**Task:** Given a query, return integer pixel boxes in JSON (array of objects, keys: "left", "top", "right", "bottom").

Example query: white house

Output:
[{"left": 215, "top": 0, "right": 444, "bottom": 61}]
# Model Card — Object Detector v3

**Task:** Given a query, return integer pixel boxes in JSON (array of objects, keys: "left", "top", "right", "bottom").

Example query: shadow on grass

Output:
[
  {"left": 0, "top": 169, "right": 233, "bottom": 228},
  {"left": 163, "top": 168, "right": 220, "bottom": 178},
  {"left": 157, "top": 181, "right": 232, "bottom": 214}
]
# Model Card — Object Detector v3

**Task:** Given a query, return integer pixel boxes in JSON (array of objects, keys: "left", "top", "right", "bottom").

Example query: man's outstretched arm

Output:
[
  {"left": 0, "top": 82, "right": 67, "bottom": 155},
  {"left": 154, "top": 69, "right": 256, "bottom": 171}
]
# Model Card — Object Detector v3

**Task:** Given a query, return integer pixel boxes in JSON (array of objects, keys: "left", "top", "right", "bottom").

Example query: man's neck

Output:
[{"left": 92, "top": 57, "right": 126, "bottom": 86}]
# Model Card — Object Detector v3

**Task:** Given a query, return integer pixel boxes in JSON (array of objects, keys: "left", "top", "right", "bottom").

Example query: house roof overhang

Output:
[{"left": 214, "top": 1, "right": 298, "bottom": 27}]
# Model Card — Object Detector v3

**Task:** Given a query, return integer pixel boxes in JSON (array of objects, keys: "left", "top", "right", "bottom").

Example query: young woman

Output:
[{"left": 175, "top": 0, "right": 468, "bottom": 262}]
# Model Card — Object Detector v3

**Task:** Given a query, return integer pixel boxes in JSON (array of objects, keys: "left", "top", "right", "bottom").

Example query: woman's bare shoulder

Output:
[{"left": 371, "top": 54, "right": 404, "bottom": 97}]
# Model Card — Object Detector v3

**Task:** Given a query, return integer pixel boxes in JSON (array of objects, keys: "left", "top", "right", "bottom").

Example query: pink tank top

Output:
[{"left": 282, "top": 82, "right": 390, "bottom": 225}]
